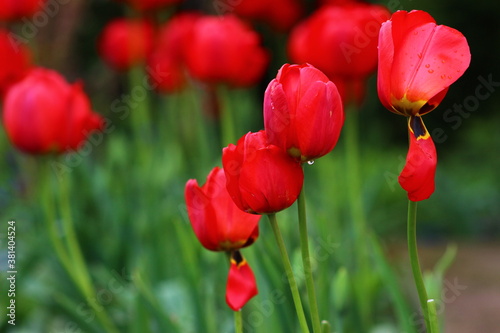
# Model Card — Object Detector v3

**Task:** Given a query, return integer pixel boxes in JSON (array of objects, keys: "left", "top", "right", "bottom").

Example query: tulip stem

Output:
[
  {"left": 234, "top": 310, "right": 243, "bottom": 333},
  {"left": 344, "top": 107, "right": 371, "bottom": 329},
  {"left": 407, "top": 200, "right": 433, "bottom": 332},
  {"left": 45, "top": 161, "right": 119, "bottom": 333},
  {"left": 297, "top": 187, "right": 322, "bottom": 333},
  {"left": 268, "top": 213, "right": 310, "bottom": 333}
]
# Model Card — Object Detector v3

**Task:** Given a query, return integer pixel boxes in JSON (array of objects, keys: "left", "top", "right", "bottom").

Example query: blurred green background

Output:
[{"left": 0, "top": 0, "right": 499, "bottom": 332}]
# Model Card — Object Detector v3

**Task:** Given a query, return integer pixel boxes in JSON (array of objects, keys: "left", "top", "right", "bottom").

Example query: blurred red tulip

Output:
[
  {"left": 232, "top": 0, "right": 303, "bottom": 32},
  {"left": 2, "top": 68, "right": 104, "bottom": 154},
  {"left": 0, "top": 0, "right": 46, "bottom": 21},
  {"left": 115, "top": 0, "right": 182, "bottom": 11},
  {"left": 222, "top": 131, "right": 304, "bottom": 214},
  {"left": 98, "top": 18, "right": 154, "bottom": 71},
  {"left": 185, "top": 15, "right": 269, "bottom": 87},
  {"left": 147, "top": 12, "right": 200, "bottom": 93},
  {"left": 264, "top": 63, "right": 344, "bottom": 162},
  {"left": 288, "top": 3, "right": 390, "bottom": 105},
  {"left": 0, "top": 29, "right": 32, "bottom": 98},
  {"left": 377, "top": 10, "right": 471, "bottom": 201},
  {"left": 185, "top": 167, "right": 260, "bottom": 310}
]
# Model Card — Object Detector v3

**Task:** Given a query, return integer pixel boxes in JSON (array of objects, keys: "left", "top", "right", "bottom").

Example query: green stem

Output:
[
  {"left": 234, "top": 310, "right": 243, "bottom": 333},
  {"left": 297, "top": 188, "right": 321, "bottom": 333},
  {"left": 344, "top": 107, "right": 371, "bottom": 329},
  {"left": 268, "top": 214, "right": 310, "bottom": 333},
  {"left": 320, "top": 320, "right": 331, "bottom": 333},
  {"left": 128, "top": 65, "right": 152, "bottom": 144},
  {"left": 407, "top": 200, "right": 431, "bottom": 332},
  {"left": 427, "top": 299, "right": 439, "bottom": 333},
  {"left": 54, "top": 166, "right": 119, "bottom": 333}
]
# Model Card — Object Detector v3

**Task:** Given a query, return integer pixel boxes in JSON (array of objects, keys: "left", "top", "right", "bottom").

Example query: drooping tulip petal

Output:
[
  {"left": 377, "top": 10, "right": 471, "bottom": 116},
  {"left": 398, "top": 116, "right": 437, "bottom": 201},
  {"left": 226, "top": 250, "right": 258, "bottom": 311}
]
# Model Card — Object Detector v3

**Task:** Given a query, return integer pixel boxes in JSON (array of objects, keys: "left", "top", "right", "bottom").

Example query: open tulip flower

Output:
[
  {"left": 223, "top": 130, "right": 304, "bottom": 214},
  {"left": 264, "top": 63, "right": 344, "bottom": 162},
  {"left": 377, "top": 10, "right": 470, "bottom": 201},
  {"left": 185, "top": 167, "right": 260, "bottom": 311},
  {"left": 3, "top": 68, "right": 104, "bottom": 154}
]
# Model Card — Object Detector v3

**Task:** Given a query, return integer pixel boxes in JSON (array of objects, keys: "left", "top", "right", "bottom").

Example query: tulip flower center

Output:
[
  {"left": 219, "top": 239, "right": 248, "bottom": 251},
  {"left": 390, "top": 94, "right": 427, "bottom": 117}
]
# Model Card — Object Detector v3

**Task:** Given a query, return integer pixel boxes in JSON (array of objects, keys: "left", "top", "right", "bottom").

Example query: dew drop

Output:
[
  {"left": 307, "top": 160, "right": 315, "bottom": 165},
  {"left": 447, "top": 75, "right": 452, "bottom": 79},
  {"left": 425, "top": 64, "right": 430, "bottom": 68},
  {"left": 417, "top": 53, "right": 422, "bottom": 58},
  {"left": 441, "top": 59, "right": 446, "bottom": 63},
  {"left": 428, "top": 69, "right": 434, "bottom": 73},
  {"left": 440, "top": 74, "right": 446, "bottom": 79}
]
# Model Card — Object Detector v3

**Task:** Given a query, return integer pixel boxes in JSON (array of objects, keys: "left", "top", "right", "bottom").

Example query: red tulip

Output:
[
  {"left": 2, "top": 68, "right": 104, "bottom": 154},
  {"left": 377, "top": 10, "right": 471, "bottom": 117},
  {"left": 98, "top": 18, "right": 154, "bottom": 71},
  {"left": 288, "top": 3, "right": 390, "bottom": 105},
  {"left": 185, "top": 167, "right": 260, "bottom": 252},
  {"left": 264, "top": 63, "right": 344, "bottom": 162},
  {"left": 0, "top": 29, "right": 32, "bottom": 98},
  {"left": 0, "top": 0, "right": 46, "bottom": 21},
  {"left": 377, "top": 10, "right": 471, "bottom": 201},
  {"left": 147, "top": 12, "right": 200, "bottom": 93},
  {"left": 185, "top": 15, "right": 269, "bottom": 87},
  {"left": 185, "top": 167, "right": 260, "bottom": 310},
  {"left": 232, "top": 0, "right": 303, "bottom": 32},
  {"left": 222, "top": 131, "right": 304, "bottom": 214},
  {"left": 115, "top": 0, "right": 182, "bottom": 11}
]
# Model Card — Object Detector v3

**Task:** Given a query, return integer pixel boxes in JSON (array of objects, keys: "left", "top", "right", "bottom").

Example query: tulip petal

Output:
[
  {"left": 264, "top": 80, "right": 291, "bottom": 151},
  {"left": 226, "top": 251, "right": 258, "bottom": 311},
  {"left": 185, "top": 178, "right": 220, "bottom": 251},
  {"left": 398, "top": 116, "right": 437, "bottom": 201},
  {"left": 295, "top": 80, "right": 344, "bottom": 161},
  {"left": 239, "top": 145, "right": 304, "bottom": 214}
]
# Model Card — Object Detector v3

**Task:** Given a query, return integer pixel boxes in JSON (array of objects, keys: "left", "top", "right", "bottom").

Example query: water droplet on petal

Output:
[
  {"left": 307, "top": 160, "right": 315, "bottom": 165},
  {"left": 428, "top": 69, "right": 434, "bottom": 74},
  {"left": 448, "top": 75, "right": 452, "bottom": 79},
  {"left": 425, "top": 64, "right": 430, "bottom": 68},
  {"left": 441, "top": 74, "right": 446, "bottom": 79},
  {"left": 441, "top": 59, "right": 446, "bottom": 63},
  {"left": 417, "top": 53, "right": 422, "bottom": 58}
]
